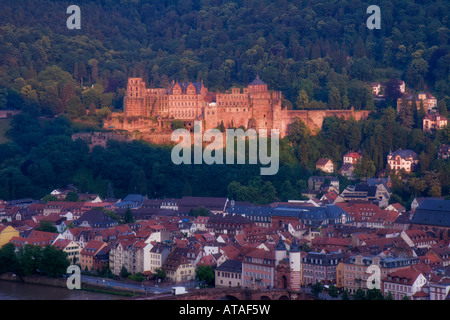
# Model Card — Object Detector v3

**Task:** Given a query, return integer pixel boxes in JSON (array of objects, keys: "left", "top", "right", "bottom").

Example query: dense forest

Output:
[
  {"left": 0, "top": 0, "right": 449, "bottom": 208},
  {"left": 1, "top": 0, "right": 449, "bottom": 113}
]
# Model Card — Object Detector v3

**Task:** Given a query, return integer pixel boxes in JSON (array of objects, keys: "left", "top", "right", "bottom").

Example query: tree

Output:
[
  {"left": 172, "top": 119, "right": 185, "bottom": 130},
  {"left": 311, "top": 281, "right": 324, "bottom": 296},
  {"left": 195, "top": 265, "right": 215, "bottom": 287},
  {"left": 366, "top": 288, "right": 384, "bottom": 300},
  {"left": 124, "top": 208, "right": 135, "bottom": 223},
  {"left": 328, "top": 87, "right": 341, "bottom": 109},
  {"left": 328, "top": 284, "right": 339, "bottom": 298},
  {"left": 296, "top": 89, "right": 309, "bottom": 109},
  {"left": 35, "top": 220, "right": 58, "bottom": 233},
  {"left": 18, "top": 244, "right": 43, "bottom": 276},
  {"left": 0, "top": 243, "right": 20, "bottom": 274},
  {"left": 353, "top": 153, "right": 376, "bottom": 179},
  {"left": 286, "top": 117, "right": 310, "bottom": 145},
  {"left": 120, "top": 265, "right": 130, "bottom": 278},
  {"left": 190, "top": 206, "right": 210, "bottom": 217},
  {"left": 66, "top": 96, "right": 85, "bottom": 119},
  {"left": 153, "top": 267, "right": 166, "bottom": 282},
  {"left": 65, "top": 191, "right": 79, "bottom": 202},
  {"left": 341, "top": 289, "right": 350, "bottom": 300},
  {"left": 353, "top": 288, "right": 366, "bottom": 300},
  {"left": 39, "top": 245, "right": 69, "bottom": 278}
]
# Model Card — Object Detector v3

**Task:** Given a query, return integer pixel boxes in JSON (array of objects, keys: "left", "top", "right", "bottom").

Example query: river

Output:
[{"left": 0, "top": 280, "right": 125, "bottom": 300}]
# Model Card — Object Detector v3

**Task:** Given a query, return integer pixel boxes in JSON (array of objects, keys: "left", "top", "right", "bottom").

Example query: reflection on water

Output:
[{"left": 0, "top": 280, "right": 125, "bottom": 300}]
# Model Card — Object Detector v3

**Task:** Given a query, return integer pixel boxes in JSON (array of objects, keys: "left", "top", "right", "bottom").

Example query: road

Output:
[{"left": 81, "top": 275, "right": 173, "bottom": 295}]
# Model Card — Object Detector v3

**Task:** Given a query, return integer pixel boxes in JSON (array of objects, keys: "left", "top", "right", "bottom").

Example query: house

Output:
[
  {"left": 316, "top": 158, "right": 334, "bottom": 173},
  {"left": 0, "top": 225, "right": 19, "bottom": 248},
  {"left": 311, "top": 237, "right": 352, "bottom": 252},
  {"left": 338, "top": 163, "right": 355, "bottom": 179},
  {"left": 343, "top": 151, "right": 361, "bottom": 165},
  {"left": 60, "top": 227, "right": 94, "bottom": 248},
  {"left": 429, "top": 275, "right": 450, "bottom": 300},
  {"left": 215, "top": 259, "right": 243, "bottom": 288},
  {"left": 371, "top": 83, "right": 382, "bottom": 96},
  {"left": 114, "top": 194, "right": 147, "bottom": 209},
  {"left": 178, "top": 196, "right": 229, "bottom": 214},
  {"left": 52, "top": 239, "right": 81, "bottom": 265},
  {"left": 397, "top": 92, "right": 438, "bottom": 113},
  {"left": 109, "top": 239, "right": 153, "bottom": 275},
  {"left": 148, "top": 243, "right": 171, "bottom": 274},
  {"left": 308, "top": 176, "right": 340, "bottom": 191},
  {"left": 423, "top": 245, "right": 450, "bottom": 268},
  {"left": 437, "top": 144, "right": 450, "bottom": 159},
  {"left": 226, "top": 204, "right": 272, "bottom": 228},
  {"left": 387, "top": 149, "right": 419, "bottom": 173},
  {"left": 80, "top": 240, "right": 109, "bottom": 272},
  {"left": 162, "top": 251, "right": 196, "bottom": 283},
  {"left": 410, "top": 199, "right": 450, "bottom": 240},
  {"left": 192, "top": 216, "right": 210, "bottom": 232},
  {"left": 423, "top": 112, "right": 448, "bottom": 133},
  {"left": 366, "top": 209, "right": 401, "bottom": 229},
  {"left": 242, "top": 248, "right": 276, "bottom": 289},
  {"left": 336, "top": 183, "right": 391, "bottom": 208},
  {"left": 401, "top": 229, "right": 437, "bottom": 249},
  {"left": 73, "top": 210, "right": 119, "bottom": 229},
  {"left": 336, "top": 202, "right": 386, "bottom": 227},
  {"left": 339, "top": 254, "right": 420, "bottom": 294},
  {"left": 385, "top": 203, "right": 406, "bottom": 214},
  {"left": 382, "top": 267, "right": 428, "bottom": 300},
  {"left": 320, "top": 190, "right": 339, "bottom": 204},
  {"left": 301, "top": 251, "right": 347, "bottom": 285},
  {"left": 206, "top": 213, "right": 254, "bottom": 235},
  {"left": 387, "top": 149, "right": 419, "bottom": 174}
]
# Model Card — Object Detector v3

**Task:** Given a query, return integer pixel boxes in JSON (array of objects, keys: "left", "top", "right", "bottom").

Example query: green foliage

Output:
[
  {"left": 327, "top": 284, "right": 339, "bottom": 298},
  {"left": 35, "top": 220, "right": 58, "bottom": 233},
  {"left": 128, "top": 272, "right": 145, "bottom": 282},
  {"left": 153, "top": 267, "right": 166, "bottom": 281},
  {"left": 311, "top": 281, "right": 324, "bottom": 296},
  {"left": 0, "top": 0, "right": 447, "bottom": 116},
  {"left": 195, "top": 265, "right": 215, "bottom": 287},
  {"left": 124, "top": 208, "right": 135, "bottom": 223},
  {"left": 0, "top": 244, "right": 69, "bottom": 278},
  {"left": 0, "top": 0, "right": 447, "bottom": 207},
  {"left": 189, "top": 207, "right": 211, "bottom": 217}
]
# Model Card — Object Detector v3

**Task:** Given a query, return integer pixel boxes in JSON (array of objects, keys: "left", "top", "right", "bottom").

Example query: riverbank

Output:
[{"left": 0, "top": 272, "right": 138, "bottom": 298}]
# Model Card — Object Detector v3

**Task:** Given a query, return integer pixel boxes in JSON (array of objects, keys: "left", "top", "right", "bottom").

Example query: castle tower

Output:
[
  {"left": 124, "top": 78, "right": 146, "bottom": 117},
  {"left": 275, "top": 238, "right": 287, "bottom": 266},
  {"left": 289, "top": 239, "right": 302, "bottom": 291}
]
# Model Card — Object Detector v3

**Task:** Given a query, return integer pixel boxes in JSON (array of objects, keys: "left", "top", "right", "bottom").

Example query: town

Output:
[{"left": 0, "top": 177, "right": 448, "bottom": 300}]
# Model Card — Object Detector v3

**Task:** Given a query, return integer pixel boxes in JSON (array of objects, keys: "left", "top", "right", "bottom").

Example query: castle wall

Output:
[{"left": 112, "top": 77, "right": 372, "bottom": 142}]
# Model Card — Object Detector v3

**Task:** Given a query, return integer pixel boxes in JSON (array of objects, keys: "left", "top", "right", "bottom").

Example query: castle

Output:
[{"left": 105, "top": 76, "right": 371, "bottom": 138}]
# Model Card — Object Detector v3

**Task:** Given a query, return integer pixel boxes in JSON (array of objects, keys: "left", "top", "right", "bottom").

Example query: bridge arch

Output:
[
  {"left": 219, "top": 295, "right": 240, "bottom": 300},
  {"left": 260, "top": 295, "right": 271, "bottom": 300}
]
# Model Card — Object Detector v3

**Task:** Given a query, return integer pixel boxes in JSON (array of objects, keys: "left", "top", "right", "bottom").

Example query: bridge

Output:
[{"left": 135, "top": 287, "right": 317, "bottom": 300}]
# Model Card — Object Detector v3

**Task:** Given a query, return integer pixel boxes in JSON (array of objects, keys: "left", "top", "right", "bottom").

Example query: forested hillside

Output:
[
  {"left": 0, "top": 0, "right": 449, "bottom": 207},
  {"left": 1, "top": 0, "right": 449, "bottom": 114}
]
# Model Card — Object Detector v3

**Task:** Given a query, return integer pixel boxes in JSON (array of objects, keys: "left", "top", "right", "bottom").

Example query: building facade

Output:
[{"left": 105, "top": 76, "right": 371, "bottom": 137}]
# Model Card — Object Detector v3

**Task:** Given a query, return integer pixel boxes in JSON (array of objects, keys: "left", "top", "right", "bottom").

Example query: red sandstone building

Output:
[{"left": 107, "top": 76, "right": 371, "bottom": 137}]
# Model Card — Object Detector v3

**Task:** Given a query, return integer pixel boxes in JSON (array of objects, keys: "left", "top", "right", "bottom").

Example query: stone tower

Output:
[
  {"left": 275, "top": 238, "right": 287, "bottom": 266},
  {"left": 289, "top": 239, "right": 302, "bottom": 291}
]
